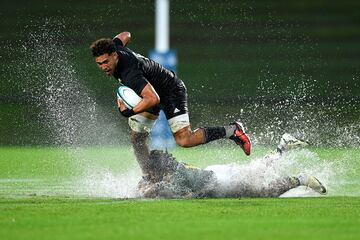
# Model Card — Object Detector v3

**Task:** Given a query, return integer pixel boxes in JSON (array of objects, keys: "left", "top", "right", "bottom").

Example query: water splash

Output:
[
  {"left": 17, "top": 19, "right": 125, "bottom": 146},
  {"left": 72, "top": 167, "right": 141, "bottom": 198},
  {"left": 226, "top": 75, "right": 360, "bottom": 148},
  {"left": 11, "top": 19, "right": 140, "bottom": 197},
  {"left": 4, "top": 17, "right": 357, "bottom": 199},
  {"left": 206, "top": 149, "right": 346, "bottom": 198}
]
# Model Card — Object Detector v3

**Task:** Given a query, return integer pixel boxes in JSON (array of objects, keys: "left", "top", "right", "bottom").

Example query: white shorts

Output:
[{"left": 128, "top": 113, "right": 190, "bottom": 134}]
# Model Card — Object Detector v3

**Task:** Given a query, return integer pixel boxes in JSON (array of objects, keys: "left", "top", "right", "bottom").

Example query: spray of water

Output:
[
  {"left": 19, "top": 20, "right": 122, "bottom": 146},
  {"left": 6, "top": 18, "right": 357, "bottom": 199},
  {"left": 12, "top": 19, "right": 139, "bottom": 197},
  {"left": 72, "top": 168, "right": 140, "bottom": 198},
  {"left": 249, "top": 78, "right": 360, "bottom": 148},
  {"left": 206, "top": 149, "right": 337, "bottom": 198}
]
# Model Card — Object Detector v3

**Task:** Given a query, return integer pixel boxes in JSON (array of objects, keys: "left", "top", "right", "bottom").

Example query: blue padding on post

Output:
[{"left": 148, "top": 50, "right": 177, "bottom": 149}]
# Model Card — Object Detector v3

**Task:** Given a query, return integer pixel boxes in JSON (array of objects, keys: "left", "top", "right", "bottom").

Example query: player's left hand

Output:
[{"left": 116, "top": 97, "right": 135, "bottom": 117}]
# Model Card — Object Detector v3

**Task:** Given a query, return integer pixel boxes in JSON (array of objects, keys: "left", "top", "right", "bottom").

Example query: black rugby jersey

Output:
[{"left": 112, "top": 38, "right": 184, "bottom": 103}]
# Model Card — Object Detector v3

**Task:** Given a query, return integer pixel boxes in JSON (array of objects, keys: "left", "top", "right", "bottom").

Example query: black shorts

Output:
[{"left": 146, "top": 77, "right": 188, "bottom": 120}]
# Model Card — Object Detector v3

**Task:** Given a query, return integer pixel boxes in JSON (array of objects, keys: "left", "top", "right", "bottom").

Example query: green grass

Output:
[
  {"left": 0, "top": 197, "right": 359, "bottom": 240},
  {"left": 1, "top": 146, "right": 359, "bottom": 192},
  {"left": 1, "top": 146, "right": 360, "bottom": 239}
]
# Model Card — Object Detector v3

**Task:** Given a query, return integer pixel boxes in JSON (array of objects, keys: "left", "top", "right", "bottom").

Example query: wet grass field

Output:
[
  {"left": 1, "top": 197, "right": 360, "bottom": 240},
  {"left": 1, "top": 146, "right": 359, "bottom": 239},
  {"left": 1, "top": 146, "right": 359, "bottom": 197},
  {"left": 1, "top": 1, "right": 359, "bottom": 238}
]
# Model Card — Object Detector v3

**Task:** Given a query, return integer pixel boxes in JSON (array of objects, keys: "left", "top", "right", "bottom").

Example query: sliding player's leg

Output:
[{"left": 128, "top": 112, "right": 158, "bottom": 176}]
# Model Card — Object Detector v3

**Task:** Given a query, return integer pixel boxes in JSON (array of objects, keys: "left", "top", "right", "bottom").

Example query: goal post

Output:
[{"left": 149, "top": 0, "right": 177, "bottom": 149}]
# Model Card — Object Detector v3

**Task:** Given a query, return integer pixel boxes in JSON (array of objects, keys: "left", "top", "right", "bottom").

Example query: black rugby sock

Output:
[{"left": 203, "top": 127, "right": 226, "bottom": 143}]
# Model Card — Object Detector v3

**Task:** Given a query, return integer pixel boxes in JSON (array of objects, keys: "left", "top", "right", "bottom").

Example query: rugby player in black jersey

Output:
[{"left": 90, "top": 32, "right": 251, "bottom": 176}]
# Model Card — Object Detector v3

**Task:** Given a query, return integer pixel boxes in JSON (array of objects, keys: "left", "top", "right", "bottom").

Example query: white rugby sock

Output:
[
  {"left": 225, "top": 125, "right": 236, "bottom": 138},
  {"left": 297, "top": 174, "right": 309, "bottom": 185}
]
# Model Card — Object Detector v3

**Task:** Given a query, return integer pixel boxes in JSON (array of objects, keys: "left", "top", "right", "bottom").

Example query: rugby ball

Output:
[{"left": 116, "top": 86, "right": 142, "bottom": 109}]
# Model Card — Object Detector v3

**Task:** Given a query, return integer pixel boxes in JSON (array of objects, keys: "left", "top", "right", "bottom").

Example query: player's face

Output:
[{"left": 95, "top": 52, "right": 118, "bottom": 76}]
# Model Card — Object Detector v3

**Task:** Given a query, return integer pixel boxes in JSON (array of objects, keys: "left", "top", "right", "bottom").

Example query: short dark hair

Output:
[{"left": 90, "top": 38, "right": 116, "bottom": 57}]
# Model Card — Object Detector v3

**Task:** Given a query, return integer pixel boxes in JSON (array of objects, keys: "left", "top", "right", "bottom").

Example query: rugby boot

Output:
[
  {"left": 277, "top": 133, "right": 309, "bottom": 153},
  {"left": 229, "top": 121, "right": 251, "bottom": 156},
  {"left": 298, "top": 174, "right": 327, "bottom": 195}
]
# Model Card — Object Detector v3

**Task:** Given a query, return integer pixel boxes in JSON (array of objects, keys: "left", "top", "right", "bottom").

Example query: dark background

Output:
[{"left": 1, "top": 0, "right": 359, "bottom": 146}]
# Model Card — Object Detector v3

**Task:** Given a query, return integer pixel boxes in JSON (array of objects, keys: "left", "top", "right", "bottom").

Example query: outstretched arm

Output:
[{"left": 114, "top": 31, "right": 131, "bottom": 46}]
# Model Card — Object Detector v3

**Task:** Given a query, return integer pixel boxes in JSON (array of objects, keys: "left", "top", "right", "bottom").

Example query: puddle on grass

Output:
[{"left": 1, "top": 148, "right": 358, "bottom": 199}]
